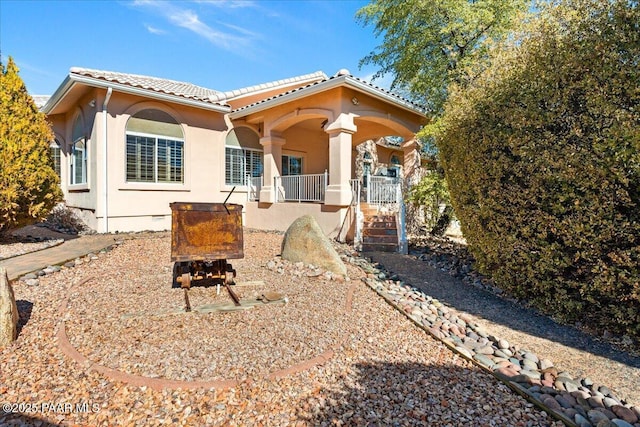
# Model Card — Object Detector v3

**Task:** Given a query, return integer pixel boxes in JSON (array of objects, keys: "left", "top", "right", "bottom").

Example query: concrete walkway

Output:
[{"left": 0, "top": 234, "right": 123, "bottom": 281}]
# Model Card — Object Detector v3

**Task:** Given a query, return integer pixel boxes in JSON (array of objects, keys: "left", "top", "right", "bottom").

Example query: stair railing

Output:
[{"left": 396, "top": 182, "right": 408, "bottom": 254}]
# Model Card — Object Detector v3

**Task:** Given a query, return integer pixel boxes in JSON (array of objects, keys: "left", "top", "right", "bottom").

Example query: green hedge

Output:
[{"left": 437, "top": 0, "right": 640, "bottom": 338}]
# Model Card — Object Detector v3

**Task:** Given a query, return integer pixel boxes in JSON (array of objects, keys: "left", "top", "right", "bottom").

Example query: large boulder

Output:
[
  {"left": 281, "top": 215, "right": 347, "bottom": 276},
  {"left": 0, "top": 267, "right": 19, "bottom": 347}
]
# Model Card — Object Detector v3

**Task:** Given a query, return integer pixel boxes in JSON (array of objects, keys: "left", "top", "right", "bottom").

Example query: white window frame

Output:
[
  {"left": 69, "top": 137, "right": 87, "bottom": 186},
  {"left": 125, "top": 131, "right": 184, "bottom": 184},
  {"left": 50, "top": 140, "right": 61, "bottom": 181},
  {"left": 225, "top": 146, "right": 263, "bottom": 186},
  {"left": 282, "top": 154, "right": 303, "bottom": 176}
]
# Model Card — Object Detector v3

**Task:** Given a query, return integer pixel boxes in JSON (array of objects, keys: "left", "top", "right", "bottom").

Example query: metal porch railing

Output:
[
  {"left": 246, "top": 175, "right": 262, "bottom": 201},
  {"left": 274, "top": 171, "right": 328, "bottom": 203}
]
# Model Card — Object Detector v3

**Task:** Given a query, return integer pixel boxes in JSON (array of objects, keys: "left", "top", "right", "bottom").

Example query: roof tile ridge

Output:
[
  {"left": 69, "top": 67, "right": 223, "bottom": 95},
  {"left": 213, "top": 71, "right": 328, "bottom": 102}
]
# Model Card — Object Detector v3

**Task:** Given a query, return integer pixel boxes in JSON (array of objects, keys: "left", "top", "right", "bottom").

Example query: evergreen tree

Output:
[{"left": 0, "top": 57, "right": 62, "bottom": 234}]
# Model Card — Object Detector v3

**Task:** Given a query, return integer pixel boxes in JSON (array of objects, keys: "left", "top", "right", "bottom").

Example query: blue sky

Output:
[{"left": 0, "top": 0, "right": 392, "bottom": 96}]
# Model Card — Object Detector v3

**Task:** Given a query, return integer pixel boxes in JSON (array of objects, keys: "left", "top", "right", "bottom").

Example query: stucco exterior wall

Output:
[
  {"left": 44, "top": 71, "right": 425, "bottom": 237},
  {"left": 244, "top": 202, "right": 347, "bottom": 237},
  {"left": 102, "top": 92, "right": 229, "bottom": 232},
  {"left": 48, "top": 90, "right": 100, "bottom": 225},
  {"left": 49, "top": 89, "right": 231, "bottom": 233},
  {"left": 280, "top": 126, "right": 329, "bottom": 175}
]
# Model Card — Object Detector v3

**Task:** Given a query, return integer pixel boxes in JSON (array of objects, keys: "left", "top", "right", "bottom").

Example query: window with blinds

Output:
[
  {"left": 70, "top": 115, "right": 87, "bottom": 185},
  {"left": 70, "top": 138, "right": 87, "bottom": 185},
  {"left": 225, "top": 147, "right": 262, "bottom": 185},
  {"left": 50, "top": 141, "right": 61, "bottom": 180},
  {"left": 125, "top": 109, "right": 184, "bottom": 183},
  {"left": 126, "top": 134, "right": 183, "bottom": 183},
  {"left": 225, "top": 127, "right": 262, "bottom": 185}
]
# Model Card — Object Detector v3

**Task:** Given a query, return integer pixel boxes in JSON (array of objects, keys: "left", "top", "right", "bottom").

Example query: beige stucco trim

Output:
[
  {"left": 268, "top": 108, "right": 334, "bottom": 134},
  {"left": 325, "top": 113, "right": 357, "bottom": 207},
  {"left": 244, "top": 202, "right": 346, "bottom": 237},
  {"left": 259, "top": 134, "right": 286, "bottom": 203},
  {"left": 229, "top": 74, "right": 424, "bottom": 120},
  {"left": 351, "top": 109, "right": 420, "bottom": 139}
]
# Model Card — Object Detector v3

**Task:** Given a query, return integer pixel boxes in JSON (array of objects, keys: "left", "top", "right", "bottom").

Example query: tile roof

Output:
[
  {"left": 231, "top": 71, "right": 426, "bottom": 115},
  {"left": 70, "top": 67, "right": 227, "bottom": 106},
  {"left": 208, "top": 71, "right": 328, "bottom": 102},
  {"left": 59, "top": 68, "right": 424, "bottom": 116}
]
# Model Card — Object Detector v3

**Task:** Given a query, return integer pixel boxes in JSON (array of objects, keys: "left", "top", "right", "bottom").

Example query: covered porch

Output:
[{"left": 227, "top": 70, "right": 426, "bottom": 243}]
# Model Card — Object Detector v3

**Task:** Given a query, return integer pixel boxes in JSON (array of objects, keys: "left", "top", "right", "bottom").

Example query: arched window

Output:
[
  {"left": 126, "top": 109, "right": 184, "bottom": 183},
  {"left": 390, "top": 154, "right": 401, "bottom": 166},
  {"left": 50, "top": 140, "right": 61, "bottom": 180},
  {"left": 225, "top": 127, "right": 262, "bottom": 185},
  {"left": 70, "top": 115, "right": 86, "bottom": 185}
]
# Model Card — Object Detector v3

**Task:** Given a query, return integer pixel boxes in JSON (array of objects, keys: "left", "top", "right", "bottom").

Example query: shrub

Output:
[
  {"left": 438, "top": 0, "right": 640, "bottom": 338},
  {"left": 44, "top": 204, "right": 86, "bottom": 234},
  {"left": 0, "top": 58, "right": 62, "bottom": 234},
  {"left": 406, "top": 169, "right": 453, "bottom": 236}
]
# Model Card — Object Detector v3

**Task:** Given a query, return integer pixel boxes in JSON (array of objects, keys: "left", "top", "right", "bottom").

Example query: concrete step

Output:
[
  {"left": 361, "top": 243, "right": 398, "bottom": 252},
  {"left": 364, "top": 221, "right": 397, "bottom": 229},
  {"left": 363, "top": 235, "right": 398, "bottom": 244},
  {"left": 363, "top": 228, "right": 397, "bottom": 236},
  {"left": 364, "top": 214, "right": 396, "bottom": 222},
  {"left": 360, "top": 208, "right": 380, "bottom": 216}
]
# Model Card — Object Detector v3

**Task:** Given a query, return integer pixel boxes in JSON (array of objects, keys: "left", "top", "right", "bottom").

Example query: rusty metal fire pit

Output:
[{"left": 170, "top": 201, "right": 244, "bottom": 311}]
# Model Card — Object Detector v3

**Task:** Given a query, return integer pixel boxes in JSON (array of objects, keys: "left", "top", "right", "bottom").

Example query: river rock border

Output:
[{"left": 343, "top": 252, "right": 640, "bottom": 427}]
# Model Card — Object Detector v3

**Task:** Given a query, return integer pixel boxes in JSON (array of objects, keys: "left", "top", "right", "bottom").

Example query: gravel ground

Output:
[
  {"left": 0, "top": 230, "right": 564, "bottom": 426},
  {"left": 0, "top": 239, "right": 63, "bottom": 261}
]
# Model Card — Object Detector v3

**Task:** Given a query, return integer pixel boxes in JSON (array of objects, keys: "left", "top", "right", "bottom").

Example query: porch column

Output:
[
  {"left": 401, "top": 138, "right": 419, "bottom": 181},
  {"left": 259, "top": 134, "right": 285, "bottom": 203},
  {"left": 324, "top": 113, "right": 357, "bottom": 206}
]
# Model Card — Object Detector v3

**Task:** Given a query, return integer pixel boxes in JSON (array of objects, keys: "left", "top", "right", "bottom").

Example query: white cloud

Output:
[
  {"left": 168, "top": 9, "right": 245, "bottom": 50},
  {"left": 217, "top": 21, "right": 259, "bottom": 38},
  {"left": 194, "top": 0, "right": 257, "bottom": 8},
  {"left": 145, "top": 23, "right": 166, "bottom": 34},
  {"left": 132, "top": 1, "right": 255, "bottom": 51}
]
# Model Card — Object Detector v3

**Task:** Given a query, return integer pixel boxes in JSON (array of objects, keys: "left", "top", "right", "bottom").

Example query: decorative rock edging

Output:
[
  {"left": 346, "top": 253, "right": 640, "bottom": 427},
  {"left": 55, "top": 268, "right": 356, "bottom": 391}
]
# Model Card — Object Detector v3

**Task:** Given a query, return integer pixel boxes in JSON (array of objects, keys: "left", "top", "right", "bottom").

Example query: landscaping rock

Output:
[
  {"left": 612, "top": 419, "right": 635, "bottom": 427},
  {"left": 0, "top": 267, "right": 19, "bottom": 347},
  {"left": 589, "top": 409, "right": 613, "bottom": 424},
  {"left": 24, "top": 279, "right": 39, "bottom": 287},
  {"left": 281, "top": 215, "right": 347, "bottom": 276},
  {"left": 612, "top": 406, "right": 639, "bottom": 424}
]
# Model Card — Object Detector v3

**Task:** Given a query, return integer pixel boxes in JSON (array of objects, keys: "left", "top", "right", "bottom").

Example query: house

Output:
[{"left": 41, "top": 67, "right": 427, "bottom": 250}]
